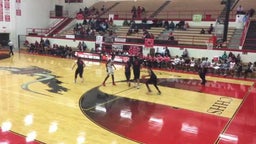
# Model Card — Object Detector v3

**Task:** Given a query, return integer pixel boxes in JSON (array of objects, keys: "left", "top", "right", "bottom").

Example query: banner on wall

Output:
[
  {"left": 192, "top": 14, "right": 202, "bottom": 22},
  {"left": 96, "top": 35, "right": 103, "bottom": 44},
  {"left": 144, "top": 38, "right": 154, "bottom": 48},
  {"left": 4, "top": 0, "right": 10, "bottom": 22},
  {"left": 128, "top": 45, "right": 142, "bottom": 56},
  {"left": 0, "top": 0, "right": 3, "bottom": 21},
  {"left": 112, "top": 44, "right": 123, "bottom": 52},
  {"left": 16, "top": 0, "right": 21, "bottom": 16}
]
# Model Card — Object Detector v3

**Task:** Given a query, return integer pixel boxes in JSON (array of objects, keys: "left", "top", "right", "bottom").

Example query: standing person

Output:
[
  {"left": 198, "top": 57, "right": 208, "bottom": 85},
  {"left": 102, "top": 54, "right": 116, "bottom": 86},
  {"left": 8, "top": 40, "right": 14, "bottom": 56},
  {"left": 124, "top": 57, "right": 132, "bottom": 87},
  {"left": 132, "top": 56, "right": 142, "bottom": 89},
  {"left": 143, "top": 66, "right": 161, "bottom": 95},
  {"left": 72, "top": 57, "right": 85, "bottom": 83},
  {"left": 164, "top": 46, "right": 171, "bottom": 57}
]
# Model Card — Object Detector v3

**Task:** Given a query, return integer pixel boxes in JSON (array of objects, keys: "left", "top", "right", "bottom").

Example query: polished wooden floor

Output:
[{"left": 0, "top": 52, "right": 256, "bottom": 144}]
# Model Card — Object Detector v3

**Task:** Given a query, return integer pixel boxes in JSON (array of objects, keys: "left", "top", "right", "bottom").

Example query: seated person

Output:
[
  {"left": 123, "top": 19, "right": 129, "bottom": 26},
  {"left": 134, "top": 25, "right": 139, "bottom": 33},
  {"left": 200, "top": 28, "right": 205, "bottom": 34},
  {"left": 23, "top": 40, "right": 29, "bottom": 47},
  {"left": 168, "top": 32, "right": 175, "bottom": 41},
  {"left": 244, "top": 62, "right": 255, "bottom": 78},
  {"left": 182, "top": 49, "right": 188, "bottom": 58},
  {"left": 176, "top": 20, "right": 185, "bottom": 29},
  {"left": 127, "top": 27, "right": 133, "bottom": 35},
  {"left": 183, "top": 22, "right": 190, "bottom": 30},
  {"left": 169, "top": 21, "right": 175, "bottom": 31},
  {"left": 236, "top": 5, "right": 245, "bottom": 14},
  {"left": 142, "top": 17, "right": 148, "bottom": 24}
]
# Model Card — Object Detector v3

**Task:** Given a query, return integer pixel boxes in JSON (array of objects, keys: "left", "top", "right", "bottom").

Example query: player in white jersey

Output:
[{"left": 102, "top": 55, "right": 116, "bottom": 86}]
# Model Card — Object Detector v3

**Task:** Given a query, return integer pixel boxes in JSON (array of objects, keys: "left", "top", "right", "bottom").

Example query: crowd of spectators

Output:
[
  {"left": 131, "top": 5, "right": 146, "bottom": 19},
  {"left": 23, "top": 38, "right": 256, "bottom": 79},
  {"left": 140, "top": 49, "right": 255, "bottom": 78},
  {"left": 77, "top": 5, "right": 105, "bottom": 19},
  {"left": 73, "top": 18, "right": 111, "bottom": 38},
  {"left": 26, "top": 38, "right": 74, "bottom": 58}
]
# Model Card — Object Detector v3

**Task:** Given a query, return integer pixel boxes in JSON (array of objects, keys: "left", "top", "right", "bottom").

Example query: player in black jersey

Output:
[
  {"left": 143, "top": 66, "right": 161, "bottom": 95},
  {"left": 72, "top": 57, "right": 85, "bottom": 83},
  {"left": 124, "top": 57, "right": 132, "bottom": 87}
]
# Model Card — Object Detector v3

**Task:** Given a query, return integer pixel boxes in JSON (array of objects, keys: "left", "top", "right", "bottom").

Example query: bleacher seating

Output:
[
  {"left": 233, "top": 0, "right": 256, "bottom": 19},
  {"left": 169, "top": 26, "right": 235, "bottom": 47},
  {"left": 115, "top": 26, "right": 165, "bottom": 39},
  {"left": 100, "top": 0, "right": 167, "bottom": 19},
  {"left": 156, "top": 0, "right": 225, "bottom": 20}
]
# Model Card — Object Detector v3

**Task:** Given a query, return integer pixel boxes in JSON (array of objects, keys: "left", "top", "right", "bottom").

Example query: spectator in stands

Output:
[
  {"left": 82, "top": 41, "right": 87, "bottom": 51},
  {"left": 234, "top": 62, "right": 243, "bottom": 77},
  {"left": 236, "top": 54, "right": 241, "bottom": 63},
  {"left": 176, "top": 20, "right": 185, "bottom": 29},
  {"left": 123, "top": 19, "right": 129, "bottom": 26},
  {"left": 77, "top": 42, "right": 82, "bottom": 51},
  {"left": 171, "top": 55, "right": 180, "bottom": 69},
  {"left": 24, "top": 40, "right": 29, "bottom": 47},
  {"left": 163, "top": 20, "right": 169, "bottom": 30},
  {"left": 236, "top": 5, "right": 245, "bottom": 14},
  {"left": 142, "top": 17, "right": 148, "bottom": 24},
  {"left": 183, "top": 22, "right": 190, "bottom": 30},
  {"left": 82, "top": 18, "right": 87, "bottom": 25},
  {"left": 164, "top": 46, "right": 171, "bottom": 57},
  {"left": 44, "top": 38, "right": 50, "bottom": 48},
  {"left": 219, "top": 59, "right": 230, "bottom": 75},
  {"left": 200, "top": 28, "right": 205, "bottom": 34},
  {"left": 101, "top": 5, "right": 105, "bottom": 12},
  {"left": 131, "top": 6, "right": 136, "bottom": 13},
  {"left": 229, "top": 60, "right": 236, "bottom": 76},
  {"left": 169, "top": 21, "right": 175, "bottom": 31},
  {"left": 168, "top": 32, "right": 175, "bottom": 41},
  {"left": 228, "top": 52, "right": 236, "bottom": 62},
  {"left": 127, "top": 27, "right": 133, "bottom": 35},
  {"left": 137, "top": 6, "right": 142, "bottom": 18},
  {"left": 141, "top": 7, "right": 146, "bottom": 15},
  {"left": 129, "top": 19, "right": 135, "bottom": 26},
  {"left": 157, "top": 19, "right": 163, "bottom": 27},
  {"left": 132, "top": 10, "right": 137, "bottom": 19},
  {"left": 78, "top": 8, "right": 83, "bottom": 14},
  {"left": 220, "top": 51, "right": 228, "bottom": 61},
  {"left": 28, "top": 43, "right": 35, "bottom": 53},
  {"left": 190, "top": 57, "right": 196, "bottom": 71},
  {"left": 134, "top": 25, "right": 139, "bottom": 33},
  {"left": 182, "top": 49, "right": 188, "bottom": 58},
  {"left": 208, "top": 24, "right": 214, "bottom": 34},
  {"left": 247, "top": 8, "right": 255, "bottom": 17},
  {"left": 244, "top": 62, "right": 255, "bottom": 78}
]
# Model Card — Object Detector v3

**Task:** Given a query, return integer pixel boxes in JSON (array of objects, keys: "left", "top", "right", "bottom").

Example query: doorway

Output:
[
  {"left": 55, "top": 5, "right": 63, "bottom": 17},
  {"left": 0, "top": 33, "right": 9, "bottom": 47}
]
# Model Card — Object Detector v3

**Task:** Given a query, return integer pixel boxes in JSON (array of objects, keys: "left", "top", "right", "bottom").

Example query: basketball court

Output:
[{"left": 0, "top": 52, "right": 255, "bottom": 144}]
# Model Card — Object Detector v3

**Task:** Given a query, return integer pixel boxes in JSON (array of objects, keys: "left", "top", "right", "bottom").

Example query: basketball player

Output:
[
  {"left": 72, "top": 57, "right": 85, "bottom": 83},
  {"left": 143, "top": 66, "right": 161, "bottom": 95},
  {"left": 102, "top": 54, "right": 116, "bottom": 86},
  {"left": 132, "top": 56, "right": 142, "bottom": 89},
  {"left": 124, "top": 57, "right": 132, "bottom": 87}
]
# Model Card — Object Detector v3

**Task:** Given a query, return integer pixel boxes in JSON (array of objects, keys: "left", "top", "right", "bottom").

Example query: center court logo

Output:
[{"left": 0, "top": 66, "right": 68, "bottom": 96}]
